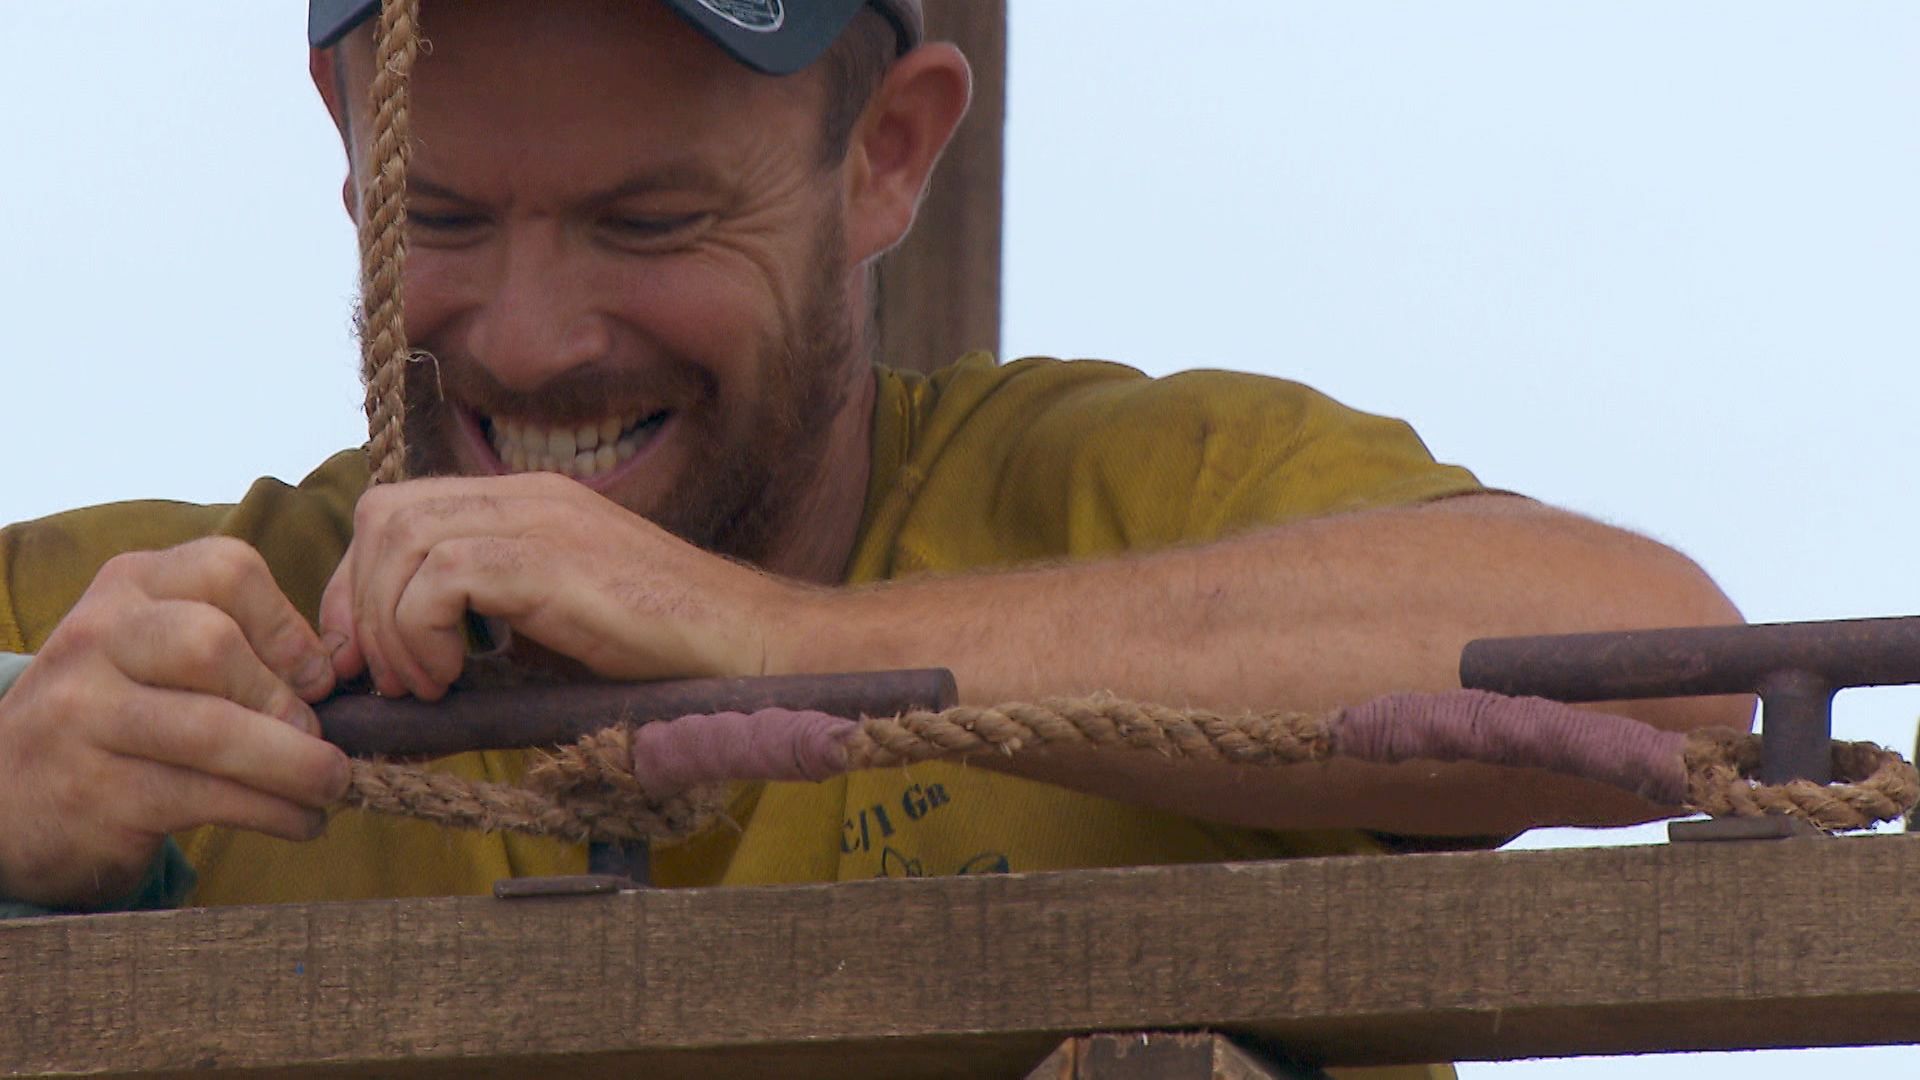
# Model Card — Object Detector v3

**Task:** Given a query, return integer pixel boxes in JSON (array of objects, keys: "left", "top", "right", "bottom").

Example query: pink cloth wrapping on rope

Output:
[
  {"left": 626, "top": 709, "right": 856, "bottom": 794},
  {"left": 1332, "top": 689, "right": 1691, "bottom": 805},
  {"left": 625, "top": 693, "right": 1693, "bottom": 807}
]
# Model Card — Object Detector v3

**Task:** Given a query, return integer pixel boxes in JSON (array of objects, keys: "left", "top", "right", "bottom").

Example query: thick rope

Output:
[
  {"left": 337, "top": 694, "right": 1920, "bottom": 843},
  {"left": 850, "top": 697, "right": 1334, "bottom": 767},
  {"left": 358, "top": 0, "right": 422, "bottom": 485},
  {"left": 343, "top": 726, "right": 726, "bottom": 843},
  {"left": 1682, "top": 727, "right": 1919, "bottom": 832}
]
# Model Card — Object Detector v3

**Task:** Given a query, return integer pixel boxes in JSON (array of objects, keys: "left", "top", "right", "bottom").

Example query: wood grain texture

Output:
[
  {"left": 874, "top": 0, "right": 1006, "bottom": 374},
  {"left": 1027, "top": 1032, "right": 1297, "bottom": 1079},
  {"left": 5, "top": 838, "right": 1920, "bottom": 1078}
]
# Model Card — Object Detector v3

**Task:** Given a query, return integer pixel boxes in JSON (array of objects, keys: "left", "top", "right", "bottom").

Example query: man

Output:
[{"left": 0, "top": 0, "right": 1744, "bottom": 919}]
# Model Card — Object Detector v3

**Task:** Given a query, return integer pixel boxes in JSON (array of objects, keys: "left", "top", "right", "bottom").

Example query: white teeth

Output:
[{"left": 488, "top": 412, "right": 662, "bottom": 479}]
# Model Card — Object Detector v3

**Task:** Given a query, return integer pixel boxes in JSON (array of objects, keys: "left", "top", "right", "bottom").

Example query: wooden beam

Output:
[
  {"left": 1027, "top": 1032, "right": 1295, "bottom": 1080},
  {"left": 874, "top": 0, "right": 1006, "bottom": 374},
  {"left": 5, "top": 838, "right": 1920, "bottom": 1078}
]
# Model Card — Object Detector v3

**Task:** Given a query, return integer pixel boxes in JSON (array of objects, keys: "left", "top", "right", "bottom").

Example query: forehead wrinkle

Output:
[
  {"left": 335, "top": 3, "right": 744, "bottom": 158},
  {"left": 407, "top": 161, "right": 741, "bottom": 218},
  {"left": 334, "top": 1, "right": 836, "bottom": 227}
]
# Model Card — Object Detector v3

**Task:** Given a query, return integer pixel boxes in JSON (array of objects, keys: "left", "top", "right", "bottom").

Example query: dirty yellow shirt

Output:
[{"left": 0, "top": 353, "right": 1480, "bottom": 899}]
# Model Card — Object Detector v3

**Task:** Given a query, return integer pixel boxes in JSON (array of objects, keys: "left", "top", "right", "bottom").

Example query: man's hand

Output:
[
  {"left": 319, "top": 473, "right": 803, "bottom": 701},
  {"left": 0, "top": 538, "right": 350, "bottom": 909}
]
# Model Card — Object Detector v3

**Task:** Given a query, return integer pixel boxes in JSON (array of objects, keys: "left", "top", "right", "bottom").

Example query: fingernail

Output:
[
  {"left": 294, "top": 653, "right": 332, "bottom": 695},
  {"left": 331, "top": 753, "right": 352, "bottom": 801},
  {"left": 292, "top": 701, "right": 323, "bottom": 739},
  {"left": 320, "top": 630, "right": 350, "bottom": 657}
]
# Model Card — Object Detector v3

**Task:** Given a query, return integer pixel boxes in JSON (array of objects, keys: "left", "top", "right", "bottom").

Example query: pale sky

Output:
[{"left": 1, "top": 3, "right": 1916, "bottom": 1076}]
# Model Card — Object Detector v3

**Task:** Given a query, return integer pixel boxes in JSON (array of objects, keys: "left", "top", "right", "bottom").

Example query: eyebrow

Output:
[{"left": 409, "top": 164, "right": 732, "bottom": 206}]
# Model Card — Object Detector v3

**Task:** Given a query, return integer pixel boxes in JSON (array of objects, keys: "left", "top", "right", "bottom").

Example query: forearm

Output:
[
  {"left": 792, "top": 495, "right": 1742, "bottom": 714},
  {"left": 780, "top": 495, "right": 1753, "bottom": 834}
]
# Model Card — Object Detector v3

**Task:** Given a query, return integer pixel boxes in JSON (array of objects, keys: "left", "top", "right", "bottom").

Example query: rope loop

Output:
[{"left": 1682, "top": 729, "right": 1919, "bottom": 832}]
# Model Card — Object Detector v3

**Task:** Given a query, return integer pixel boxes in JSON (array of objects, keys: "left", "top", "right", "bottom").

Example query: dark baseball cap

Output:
[{"left": 308, "top": 0, "right": 923, "bottom": 76}]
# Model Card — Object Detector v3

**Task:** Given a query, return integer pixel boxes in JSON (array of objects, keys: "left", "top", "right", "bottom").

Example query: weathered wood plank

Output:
[
  {"left": 1027, "top": 1032, "right": 1297, "bottom": 1079},
  {"left": 874, "top": 0, "right": 1005, "bottom": 374},
  {"left": 5, "top": 837, "right": 1920, "bottom": 1078}
]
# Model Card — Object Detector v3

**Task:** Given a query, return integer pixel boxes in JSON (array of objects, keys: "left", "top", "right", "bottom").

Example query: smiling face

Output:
[{"left": 326, "top": 0, "right": 877, "bottom": 563}]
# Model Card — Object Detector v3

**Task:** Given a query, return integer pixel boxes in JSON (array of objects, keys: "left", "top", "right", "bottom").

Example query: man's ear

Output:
[{"left": 842, "top": 42, "right": 972, "bottom": 265}]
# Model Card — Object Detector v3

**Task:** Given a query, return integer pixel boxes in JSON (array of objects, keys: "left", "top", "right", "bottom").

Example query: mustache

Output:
[{"left": 403, "top": 346, "right": 715, "bottom": 425}]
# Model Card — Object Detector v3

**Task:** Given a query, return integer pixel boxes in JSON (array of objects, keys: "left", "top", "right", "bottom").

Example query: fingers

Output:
[
  {"left": 0, "top": 538, "right": 350, "bottom": 908},
  {"left": 119, "top": 756, "right": 332, "bottom": 845},
  {"left": 349, "top": 486, "right": 447, "bottom": 698},
  {"left": 318, "top": 556, "right": 367, "bottom": 685},
  {"left": 391, "top": 537, "right": 537, "bottom": 696},
  {"left": 111, "top": 600, "right": 323, "bottom": 737},
  {"left": 81, "top": 544, "right": 350, "bottom": 808},
  {"left": 325, "top": 472, "right": 773, "bottom": 698},
  {"left": 99, "top": 684, "right": 350, "bottom": 810},
  {"left": 126, "top": 538, "right": 336, "bottom": 703},
  {"left": 0, "top": 668, "right": 339, "bottom": 907},
  {"left": 329, "top": 477, "right": 567, "bottom": 700}
]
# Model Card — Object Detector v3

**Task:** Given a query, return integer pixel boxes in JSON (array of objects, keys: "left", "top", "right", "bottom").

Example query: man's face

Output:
[{"left": 334, "top": 0, "right": 865, "bottom": 562}]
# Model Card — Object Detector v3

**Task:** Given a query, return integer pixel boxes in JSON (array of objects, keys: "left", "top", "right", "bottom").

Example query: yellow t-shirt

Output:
[
  {"left": 3, "top": 355, "right": 1481, "bottom": 1080},
  {"left": 0, "top": 354, "right": 1481, "bottom": 899}
]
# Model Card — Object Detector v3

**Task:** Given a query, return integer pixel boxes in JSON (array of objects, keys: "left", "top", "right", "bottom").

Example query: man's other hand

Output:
[
  {"left": 319, "top": 474, "right": 803, "bottom": 701},
  {"left": 0, "top": 538, "right": 350, "bottom": 909}
]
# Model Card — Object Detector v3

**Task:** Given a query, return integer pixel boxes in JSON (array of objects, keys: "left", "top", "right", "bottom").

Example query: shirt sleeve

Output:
[
  {"left": 0, "top": 653, "right": 199, "bottom": 919},
  {"left": 988, "top": 360, "right": 1486, "bottom": 558},
  {"left": 0, "top": 449, "right": 365, "bottom": 653}
]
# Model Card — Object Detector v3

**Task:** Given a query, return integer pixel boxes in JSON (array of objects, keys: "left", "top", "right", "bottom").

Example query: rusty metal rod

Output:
[
  {"left": 1460, "top": 615, "right": 1920, "bottom": 786},
  {"left": 317, "top": 668, "right": 960, "bottom": 758},
  {"left": 1459, "top": 616, "right": 1920, "bottom": 702}
]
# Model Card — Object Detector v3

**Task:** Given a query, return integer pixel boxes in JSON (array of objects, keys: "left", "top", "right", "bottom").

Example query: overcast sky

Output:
[{"left": 1, "top": 4, "right": 1915, "bottom": 1076}]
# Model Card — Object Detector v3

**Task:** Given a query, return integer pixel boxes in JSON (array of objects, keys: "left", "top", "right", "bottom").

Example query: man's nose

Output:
[{"left": 463, "top": 232, "right": 612, "bottom": 392}]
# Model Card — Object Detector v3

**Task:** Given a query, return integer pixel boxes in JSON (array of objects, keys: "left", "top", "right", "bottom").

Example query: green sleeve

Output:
[{"left": 0, "top": 653, "right": 198, "bottom": 920}]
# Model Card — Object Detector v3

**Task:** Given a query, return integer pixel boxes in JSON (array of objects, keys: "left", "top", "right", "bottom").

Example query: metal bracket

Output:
[
  {"left": 493, "top": 874, "right": 640, "bottom": 900},
  {"left": 1463, "top": 614, "right": 1920, "bottom": 792},
  {"left": 495, "top": 838, "right": 654, "bottom": 898},
  {"left": 1667, "top": 816, "right": 1827, "bottom": 843}
]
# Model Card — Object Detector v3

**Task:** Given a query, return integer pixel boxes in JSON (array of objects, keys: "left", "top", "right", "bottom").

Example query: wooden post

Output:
[{"left": 874, "top": 0, "right": 1006, "bottom": 374}]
